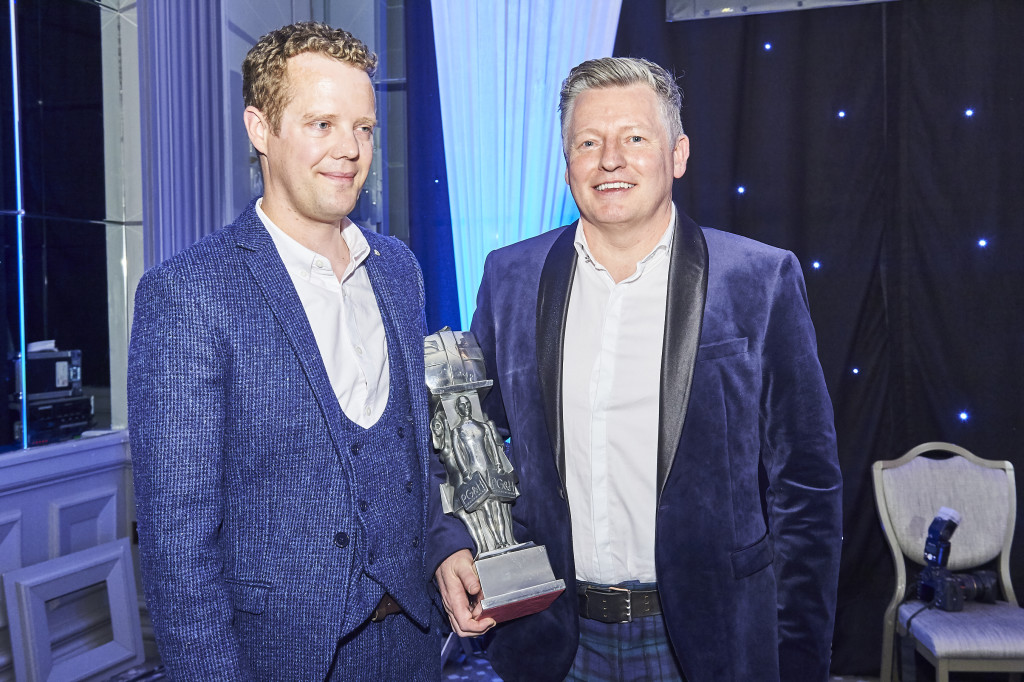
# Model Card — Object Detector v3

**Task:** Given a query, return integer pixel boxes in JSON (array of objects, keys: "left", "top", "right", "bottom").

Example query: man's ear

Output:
[
  {"left": 244, "top": 106, "right": 270, "bottom": 156},
  {"left": 673, "top": 135, "right": 690, "bottom": 179}
]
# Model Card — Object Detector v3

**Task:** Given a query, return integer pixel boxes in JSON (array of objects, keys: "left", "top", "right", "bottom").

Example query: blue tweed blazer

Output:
[
  {"left": 427, "top": 209, "right": 843, "bottom": 681},
  {"left": 128, "top": 201, "right": 436, "bottom": 680}
]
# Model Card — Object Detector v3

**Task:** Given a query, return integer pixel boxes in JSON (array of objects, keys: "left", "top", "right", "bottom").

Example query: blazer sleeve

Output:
[
  {"left": 127, "top": 266, "right": 251, "bottom": 681},
  {"left": 759, "top": 253, "right": 843, "bottom": 682}
]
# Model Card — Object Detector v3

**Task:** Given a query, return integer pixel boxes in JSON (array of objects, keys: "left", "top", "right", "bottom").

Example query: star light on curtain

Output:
[{"left": 431, "top": 0, "right": 623, "bottom": 329}]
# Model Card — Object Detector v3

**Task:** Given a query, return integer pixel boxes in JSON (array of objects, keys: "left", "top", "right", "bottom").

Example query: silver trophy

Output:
[{"left": 425, "top": 328, "right": 565, "bottom": 622}]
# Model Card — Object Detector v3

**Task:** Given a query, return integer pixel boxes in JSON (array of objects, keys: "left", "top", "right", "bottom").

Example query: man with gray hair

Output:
[{"left": 430, "top": 56, "right": 842, "bottom": 681}]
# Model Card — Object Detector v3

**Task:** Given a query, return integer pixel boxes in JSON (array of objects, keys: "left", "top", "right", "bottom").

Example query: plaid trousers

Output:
[{"left": 566, "top": 593, "right": 685, "bottom": 681}]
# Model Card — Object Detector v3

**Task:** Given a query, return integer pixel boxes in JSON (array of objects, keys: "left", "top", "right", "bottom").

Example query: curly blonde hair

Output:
[{"left": 242, "top": 22, "right": 377, "bottom": 134}]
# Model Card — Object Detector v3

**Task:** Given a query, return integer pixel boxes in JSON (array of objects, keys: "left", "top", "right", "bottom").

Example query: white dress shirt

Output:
[
  {"left": 562, "top": 209, "right": 675, "bottom": 584},
  {"left": 257, "top": 199, "right": 389, "bottom": 428}
]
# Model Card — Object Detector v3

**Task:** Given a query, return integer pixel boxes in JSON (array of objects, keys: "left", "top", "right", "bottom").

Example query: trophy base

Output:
[{"left": 475, "top": 543, "right": 566, "bottom": 623}]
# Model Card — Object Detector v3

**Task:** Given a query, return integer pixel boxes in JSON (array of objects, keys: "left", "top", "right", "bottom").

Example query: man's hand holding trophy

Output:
[{"left": 426, "top": 329, "right": 565, "bottom": 623}]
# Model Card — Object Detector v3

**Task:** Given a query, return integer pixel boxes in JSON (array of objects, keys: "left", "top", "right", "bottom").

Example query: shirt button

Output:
[
  {"left": 405, "top": 480, "right": 414, "bottom": 493},
  {"left": 350, "top": 443, "right": 361, "bottom": 456},
  {"left": 314, "top": 259, "right": 324, "bottom": 268},
  {"left": 412, "top": 536, "right": 419, "bottom": 547},
  {"left": 359, "top": 500, "right": 369, "bottom": 512},
  {"left": 334, "top": 532, "right": 349, "bottom": 548},
  {"left": 299, "top": 270, "right": 309, "bottom": 280},
  {"left": 355, "top": 346, "right": 364, "bottom": 356},
  {"left": 364, "top": 406, "right": 372, "bottom": 417}
]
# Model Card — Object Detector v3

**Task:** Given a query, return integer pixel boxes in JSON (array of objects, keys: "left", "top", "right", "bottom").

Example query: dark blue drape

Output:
[
  {"left": 404, "top": 0, "right": 461, "bottom": 333},
  {"left": 615, "top": 0, "right": 1024, "bottom": 675}
]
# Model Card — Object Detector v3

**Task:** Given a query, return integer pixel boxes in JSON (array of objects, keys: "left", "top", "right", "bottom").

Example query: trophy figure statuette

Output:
[{"left": 425, "top": 328, "right": 565, "bottom": 622}]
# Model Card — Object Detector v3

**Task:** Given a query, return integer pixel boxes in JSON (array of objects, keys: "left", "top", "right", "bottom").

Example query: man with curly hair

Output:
[{"left": 128, "top": 22, "right": 442, "bottom": 680}]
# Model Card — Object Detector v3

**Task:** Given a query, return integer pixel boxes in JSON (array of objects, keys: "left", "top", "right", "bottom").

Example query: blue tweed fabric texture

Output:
[{"left": 128, "top": 200, "right": 443, "bottom": 680}]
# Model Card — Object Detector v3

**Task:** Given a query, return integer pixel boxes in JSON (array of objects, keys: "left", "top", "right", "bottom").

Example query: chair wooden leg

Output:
[
  {"left": 898, "top": 634, "right": 918, "bottom": 682},
  {"left": 935, "top": 658, "right": 948, "bottom": 682},
  {"left": 880, "top": 632, "right": 894, "bottom": 682},
  {"left": 881, "top": 615, "right": 897, "bottom": 682}
]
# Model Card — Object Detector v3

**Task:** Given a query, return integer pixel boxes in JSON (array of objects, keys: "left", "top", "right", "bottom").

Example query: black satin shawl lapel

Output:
[
  {"left": 658, "top": 211, "right": 709, "bottom": 497},
  {"left": 536, "top": 224, "right": 578, "bottom": 488}
]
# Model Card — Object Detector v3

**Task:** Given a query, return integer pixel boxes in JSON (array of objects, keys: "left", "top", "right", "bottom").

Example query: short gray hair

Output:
[{"left": 558, "top": 57, "right": 683, "bottom": 156}]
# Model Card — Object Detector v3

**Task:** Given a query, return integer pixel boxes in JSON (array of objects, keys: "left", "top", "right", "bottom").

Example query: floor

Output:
[
  {"left": 437, "top": 634, "right": 883, "bottom": 681},
  {"left": 108, "top": 655, "right": 882, "bottom": 682},
  {"left": 103, "top": 632, "right": 1022, "bottom": 681}
]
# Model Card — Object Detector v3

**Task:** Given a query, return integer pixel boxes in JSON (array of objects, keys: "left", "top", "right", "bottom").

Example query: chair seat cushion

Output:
[{"left": 898, "top": 600, "right": 1024, "bottom": 658}]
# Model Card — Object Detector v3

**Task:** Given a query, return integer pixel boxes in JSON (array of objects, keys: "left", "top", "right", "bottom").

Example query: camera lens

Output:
[{"left": 955, "top": 570, "right": 999, "bottom": 604}]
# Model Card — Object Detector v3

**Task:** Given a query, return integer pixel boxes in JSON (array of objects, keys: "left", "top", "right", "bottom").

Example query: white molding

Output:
[
  {"left": 2, "top": 538, "right": 143, "bottom": 682},
  {"left": 49, "top": 487, "right": 119, "bottom": 559},
  {"left": 0, "top": 432, "right": 130, "bottom": 495},
  {"left": 0, "top": 511, "right": 23, "bottom": 631}
]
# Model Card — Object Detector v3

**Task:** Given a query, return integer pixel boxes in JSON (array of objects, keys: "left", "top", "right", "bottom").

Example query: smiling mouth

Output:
[
  {"left": 322, "top": 172, "right": 356, "bottom": 182},
  {"left": 595, "top": 182, "right": 635, "bottom": 191}
]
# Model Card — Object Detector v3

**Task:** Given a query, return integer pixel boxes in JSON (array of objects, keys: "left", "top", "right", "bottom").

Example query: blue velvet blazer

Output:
[
  {"left": 128, "top": 202, "right": 437, "bottom": 680},
  {"left": 427, "top": 210, "right": 843, "bottom": 682}
]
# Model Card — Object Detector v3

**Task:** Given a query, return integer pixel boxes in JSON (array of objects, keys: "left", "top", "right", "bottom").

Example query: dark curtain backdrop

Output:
[
  {"left": 615, "top": 0, "right": 1024, "bottom": 674},
  {"left": 406, "top": 0, "right": 1024, "bottom": 674}
]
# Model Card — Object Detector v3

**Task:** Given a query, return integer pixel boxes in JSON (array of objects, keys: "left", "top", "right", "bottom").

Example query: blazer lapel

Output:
[
  {"left": 234, "top": 221, "right": 348, "bottom": 459},
  {"left": 536, "top": 224, "right": 578, "bottom": 488},
  {"left": 658, "top": 210, "right": 709, "bottom": 497},
  {"left": 362, "top": 243, "right": 414, "bottom": 394}
]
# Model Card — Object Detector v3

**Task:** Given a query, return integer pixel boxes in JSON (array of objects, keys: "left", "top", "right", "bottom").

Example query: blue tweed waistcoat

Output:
[{"left": 339, "top": 332, "right": 425, "bottom": 634}]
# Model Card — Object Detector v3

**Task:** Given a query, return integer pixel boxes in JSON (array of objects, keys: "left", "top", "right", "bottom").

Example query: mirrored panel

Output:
[
  {"left": 1, "top": 2, "right": 15, "bottom": 211},
  {"left": 16, "top": 215, "right": 107, "bottom": 445},
  {"left": 15, "top": 0, "right": 107, "bottom": 221},
  {"left": 2, "top": 214, "right": 23, "bottom": 451}
]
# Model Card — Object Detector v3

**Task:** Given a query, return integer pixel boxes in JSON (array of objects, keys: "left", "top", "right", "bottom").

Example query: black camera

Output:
[{"left": 916, "top": 507, "right": 999, "bottom": 612}]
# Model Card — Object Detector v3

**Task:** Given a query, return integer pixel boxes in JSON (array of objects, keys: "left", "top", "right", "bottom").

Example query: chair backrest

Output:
[{"left": 873, "top": 442, "right": 1017, "bottom": 602}]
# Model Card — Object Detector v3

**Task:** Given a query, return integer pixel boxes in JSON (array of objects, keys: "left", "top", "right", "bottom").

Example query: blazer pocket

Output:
[
  {"left": 730, "top": 531, "right": 773, "bottom": 579},
  {"left": 697, "top": 337, "right": 749, "bottom": 362},
  {"left": 225, "top": 579, "right": 270, "bottom": 615}
]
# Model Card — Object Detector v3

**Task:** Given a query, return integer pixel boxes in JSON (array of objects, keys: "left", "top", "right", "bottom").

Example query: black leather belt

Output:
[
  {"left": 370, "top": 593, "right": 403, "bottom": 622},
  {"left": 577, "top": 582, "right": 661, "bottom": 623}
]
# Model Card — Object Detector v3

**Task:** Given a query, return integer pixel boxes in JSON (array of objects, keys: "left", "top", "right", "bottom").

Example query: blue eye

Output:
[{"left": 630, "top": 135, "right": 643, "bottom": 143}]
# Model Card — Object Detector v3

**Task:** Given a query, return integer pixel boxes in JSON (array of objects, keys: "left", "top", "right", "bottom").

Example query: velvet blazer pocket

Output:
[
  {"left": 730, "top": 531, "right": 774, "bottom": 579},
  {"left": 225, "top": 579, "right": 270, "bottom": 614},
  {"left": 696, "top": 337, "right": 749, "bottom": 362}
]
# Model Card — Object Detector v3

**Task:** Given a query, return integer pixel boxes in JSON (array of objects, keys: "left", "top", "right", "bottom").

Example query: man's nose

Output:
[
  {"left": 599, "top": 140, "right": 625, "bottom": 170},
  {"left": 331, "top": 129, "right": 360, "bottom": 159}
]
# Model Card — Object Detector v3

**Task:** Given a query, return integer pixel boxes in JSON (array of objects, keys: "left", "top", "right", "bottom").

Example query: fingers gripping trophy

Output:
[{"left": 425, "top": 329, "right": 565, "bottom": 622}]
